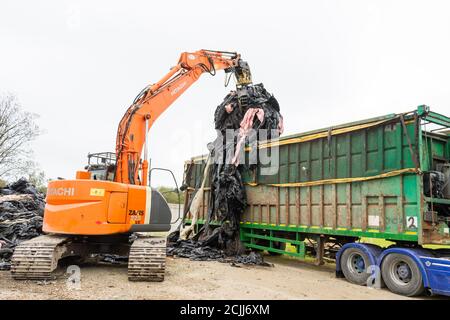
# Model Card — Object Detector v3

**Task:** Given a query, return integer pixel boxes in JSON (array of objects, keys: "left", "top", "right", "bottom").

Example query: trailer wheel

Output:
[
  {"left": 381, "top": 253, "right": 424, "bottom": 297},
  {"left": 340, "top": 247, "right": 370, "bottom": 285}
]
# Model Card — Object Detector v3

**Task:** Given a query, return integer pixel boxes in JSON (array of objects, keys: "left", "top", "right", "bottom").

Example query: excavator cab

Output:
[{"left": 85, "top": 152, "right": 116, "bottom": 181}]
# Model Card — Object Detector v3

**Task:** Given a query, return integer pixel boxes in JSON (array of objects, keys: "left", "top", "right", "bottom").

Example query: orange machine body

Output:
[{"left": 43, "top": 179, "right": 149, "bottom": 235}]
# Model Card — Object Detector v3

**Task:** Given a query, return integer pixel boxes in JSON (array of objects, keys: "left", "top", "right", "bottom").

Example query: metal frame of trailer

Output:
[{"left": 182, "top": 106, "right": 450, "bottom": 296}]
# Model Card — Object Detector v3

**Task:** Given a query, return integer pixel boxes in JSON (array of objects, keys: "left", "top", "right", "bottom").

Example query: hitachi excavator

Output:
[{"left": 10, "top": 50, "right": 253, "bottom": 281}]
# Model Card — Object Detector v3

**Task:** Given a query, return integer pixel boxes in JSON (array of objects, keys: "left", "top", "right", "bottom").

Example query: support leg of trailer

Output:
[{"left": 315, "top": 235, "right": 325, "bottom": 266}]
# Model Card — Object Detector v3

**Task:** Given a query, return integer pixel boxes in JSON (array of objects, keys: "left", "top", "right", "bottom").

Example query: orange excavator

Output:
[{"left": 10, "top": 50, "right": 252, "bottom": 281}]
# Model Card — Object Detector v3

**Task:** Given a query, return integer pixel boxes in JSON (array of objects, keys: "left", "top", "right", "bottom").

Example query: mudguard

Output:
[
  {"left": 337, "top": 245, "right": 450, "bottom": 296},
  {"left": 378, "top": 247, "right": 450, "bottom": 296},
  {"left": 336, "top": 243, "right": 383, "bottom": 277}
]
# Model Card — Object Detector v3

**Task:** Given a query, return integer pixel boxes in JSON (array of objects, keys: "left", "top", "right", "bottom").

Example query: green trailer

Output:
[{"left": 182, "top": 106, "right": 450, "bottom": 297}]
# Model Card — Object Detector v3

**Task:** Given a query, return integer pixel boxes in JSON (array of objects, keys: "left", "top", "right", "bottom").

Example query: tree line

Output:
[{"left": 0, "top": 93, "right": 45, "bottom": 190}]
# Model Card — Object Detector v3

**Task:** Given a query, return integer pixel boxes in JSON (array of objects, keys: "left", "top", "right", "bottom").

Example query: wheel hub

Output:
[
  {"left": 390, "top": 261, "right": 412, "bottom": 285},
  {"left": 349, "top": 253, "right": 365, "bottom": 273}
]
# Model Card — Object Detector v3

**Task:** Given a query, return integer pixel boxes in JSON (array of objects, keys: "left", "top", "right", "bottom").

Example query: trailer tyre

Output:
[
  {"left": 340, "top": 247, "right": 371, "bottom": 285},
  {"left": 381, "top": 253, "right": 424, "bottom": 297}
]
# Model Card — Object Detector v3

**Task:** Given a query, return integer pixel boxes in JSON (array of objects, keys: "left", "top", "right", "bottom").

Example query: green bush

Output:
[
  {"left": 28, "top": 170, "right": 47, "bottom": 194},
  {"left": 157, "top": 186, "right": 185, "bottom": 204}
]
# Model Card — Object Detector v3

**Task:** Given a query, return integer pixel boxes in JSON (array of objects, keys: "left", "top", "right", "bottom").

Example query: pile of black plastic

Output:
[
  {"left": 0, "top": 178, "right": 45, "bottom": 270},
  {"left": 168, "top": 83, "right": 282, "bottom": 265},
  {"left": 167, "top": 236, "right": 273, "bottom": 267}
]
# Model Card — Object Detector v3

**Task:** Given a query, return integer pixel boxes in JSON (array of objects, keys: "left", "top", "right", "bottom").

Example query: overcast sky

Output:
[{"left": 1, "top": 0, "right": 449, "bottom": 187}]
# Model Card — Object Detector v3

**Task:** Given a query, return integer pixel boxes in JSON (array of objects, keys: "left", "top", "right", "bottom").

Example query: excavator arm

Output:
[{"left": 115, "top": 49, "right": 251, "bottom": 185}]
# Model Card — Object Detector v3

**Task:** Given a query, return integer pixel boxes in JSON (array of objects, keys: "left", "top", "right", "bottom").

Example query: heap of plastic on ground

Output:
[
  {"left": 0, "top": 178, "right": 45, "bottom": 270},
  {"left": 167, "top": 83, "right": 283, "bottom": 265}
]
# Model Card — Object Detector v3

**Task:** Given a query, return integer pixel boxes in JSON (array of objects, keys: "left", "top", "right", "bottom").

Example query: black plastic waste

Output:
[
  {"left": 167, "top": 83, "right": 282, "bottom": 266},
  {"left": 0, "top": 178, "right": 46, "bottom": 270}
]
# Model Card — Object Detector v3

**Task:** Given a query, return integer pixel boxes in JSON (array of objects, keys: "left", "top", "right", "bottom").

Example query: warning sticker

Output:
[
  {"left": 406, "top": 216, "right": 418, "bottom": 229},
  {"left": 90, "top": 188, "right": 105, "bottom": 197},
  {"left": 368, "top": 215, "right": 380, "bottom": 227}
]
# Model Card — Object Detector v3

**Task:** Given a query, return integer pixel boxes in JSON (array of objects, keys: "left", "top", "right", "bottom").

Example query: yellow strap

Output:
[
  {"left": 246, "top": 168, "right": 418, "bottom": 188},
  {"left": 189, "top": 117, "right": 413, "bottom": 158},
  {"left": 250, "top": 119, "right": 387, "bottom": 150},
  {"left": 247, "top": 118, "right": 415, "bottom": 151}
]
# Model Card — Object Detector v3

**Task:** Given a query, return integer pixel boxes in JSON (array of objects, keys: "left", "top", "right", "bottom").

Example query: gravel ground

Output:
[
  {"left": 1, "top": 204, "right": 442, "bottom": 300},
  {"left": 0, "top": 255, "right": 422, "bottom": 300}
]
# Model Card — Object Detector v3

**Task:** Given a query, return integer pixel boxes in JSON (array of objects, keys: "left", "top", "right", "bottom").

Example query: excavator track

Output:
[
  {"left": 11, "top": 234, "right": 69, "bottom": 280},
  {"left": 128, "top": 235, "right": 166, "bottom": 282}
]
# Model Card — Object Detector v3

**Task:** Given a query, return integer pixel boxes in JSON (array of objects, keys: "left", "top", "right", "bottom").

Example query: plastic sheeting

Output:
[
  {"left": 0, "top": 178, "right": 45, "bottom": 270},
  {"left": 167, "top": 236, "right": 273, "bottom": 267},
  {"left": 168, "top": 83, "right": 282, "bottom": 264}
]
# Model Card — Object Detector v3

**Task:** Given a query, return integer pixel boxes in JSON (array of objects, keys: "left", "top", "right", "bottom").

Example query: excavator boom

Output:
[{"left": 115, "top": 49, "right": 248, "bottom": 185}]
